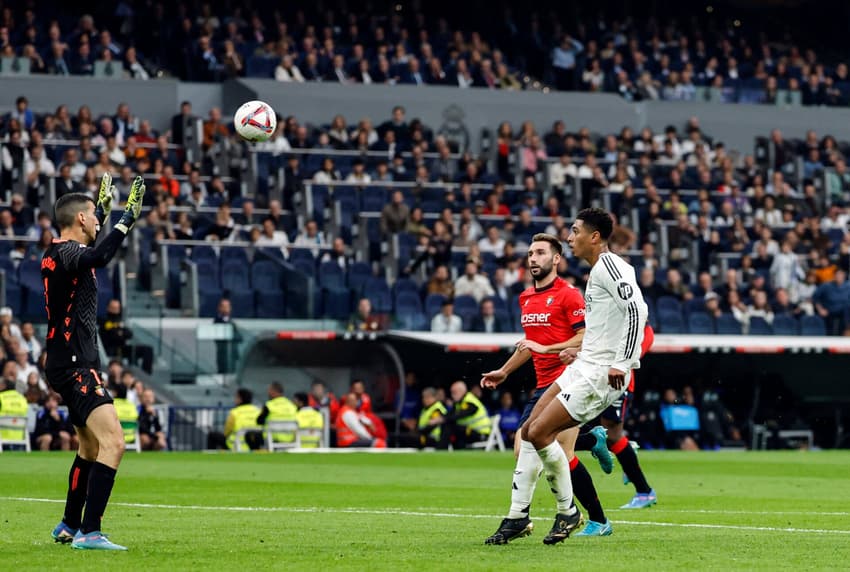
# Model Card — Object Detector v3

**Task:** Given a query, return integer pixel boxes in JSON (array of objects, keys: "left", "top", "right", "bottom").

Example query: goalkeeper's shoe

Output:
[
  {"left": 542, "top": 509, "right": 583, "bottom": 545},
  {"left": 574, "top": 519, "right": 613, "bottom": 537},
  {"left": 71, "top": 530, "right": 127, "bottom": 551},
  {"left": 620, "top": 489, "right": 657, "bottom": 509},
  {"left": 484, "top": 517, "right": 533, "bottom": 545},
  {"left": 589, "top": 426, "right": 614, "bottom": 474},
  {"left": 51, "top": 521, "right": 77, "bottom": 544}
]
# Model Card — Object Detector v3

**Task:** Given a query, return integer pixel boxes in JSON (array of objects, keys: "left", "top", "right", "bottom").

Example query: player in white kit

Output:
[{"left": 518, "top": 207, "right": 648, "bottom": 544}]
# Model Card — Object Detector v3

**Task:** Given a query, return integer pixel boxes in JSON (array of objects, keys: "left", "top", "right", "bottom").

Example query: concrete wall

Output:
[{"left": 7, "top": 75, "right": 850, "bottom": 155}]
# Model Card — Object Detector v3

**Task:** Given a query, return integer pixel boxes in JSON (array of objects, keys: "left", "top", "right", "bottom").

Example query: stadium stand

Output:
[
  {"left": 0, "top": 1, "right": 849, "bottom": 109},
  {"left": 1, "top": 1, "right": 850, "bottom": 454}
]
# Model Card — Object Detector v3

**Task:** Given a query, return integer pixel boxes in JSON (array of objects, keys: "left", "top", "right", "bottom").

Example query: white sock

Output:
[
  {"left": 537, "top": 440, "right": 576, "bottom": 515},
  {"left": 507, "top": 439, "right": 543, "bottom": 519}
]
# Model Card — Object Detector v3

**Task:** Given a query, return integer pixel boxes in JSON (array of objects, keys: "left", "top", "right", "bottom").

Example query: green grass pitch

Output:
[{"left": 1, "top": 450, "right": 849, "bottom": 571}]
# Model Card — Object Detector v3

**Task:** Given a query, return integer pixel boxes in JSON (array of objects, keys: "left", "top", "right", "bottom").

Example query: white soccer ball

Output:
[{"left": 233, "top": 100, "right": 277, "bottom": 142}]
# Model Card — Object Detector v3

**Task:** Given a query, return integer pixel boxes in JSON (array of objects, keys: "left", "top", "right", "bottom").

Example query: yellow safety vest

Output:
[
  {"left": 264, "top": 396, "right": 298, "bottom": 443},
  {"left": 457, "top": 393, "right": 491, "bottom": 435},
  {"left": 226, "top": 403, "right": 262, "bottom": 450},
  {"left": 0, "top": 389, "right": 29, "bottom": 443},
  {"left": 113, "top": 398, "right": 139, "bottom": 444},
  {"left": 418, "top": 401, "right": 447, "bottom": 442},
  {"left": 296, "top": 407, "right": 324, "bottom": 448}
]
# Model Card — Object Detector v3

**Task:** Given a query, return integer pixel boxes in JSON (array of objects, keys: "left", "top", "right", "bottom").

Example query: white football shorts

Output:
[{"left": 554, "top": 359, "right": 630, "bottom": 424}]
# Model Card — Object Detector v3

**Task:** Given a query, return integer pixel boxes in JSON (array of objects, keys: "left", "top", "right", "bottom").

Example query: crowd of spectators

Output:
[
  {"left": 0, "top": 302, "right": 166, "bottom": 451},
  {"left": 3, "top": 91, "right": 850, "bottom": 334},
  {"left": 0, "top": 3, "right": 848, "bottom": 106}
]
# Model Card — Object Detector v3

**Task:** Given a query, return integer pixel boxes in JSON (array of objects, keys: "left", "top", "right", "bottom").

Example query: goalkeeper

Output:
[{"left": 43, "top": 174, "right": 146, "bottom": 551}]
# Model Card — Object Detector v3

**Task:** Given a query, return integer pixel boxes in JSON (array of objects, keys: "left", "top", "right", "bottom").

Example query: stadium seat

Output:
[
  {"left": 658, "top": 310, "right": 685, "bottom": 334},
  {"left": 220, "top": 248, "right": 250, "bottom": 267},
  {"left": 347, "top": 262, "right": 373, "bottom": 291},
  {"left": 715, "top": 313, "right": 743, "bottom": 335},
  {"left": 393, "top": 277, "right": 419, "bottom": 297},
  {"left": 800, "top": 315, "right": 826, "bottom": 336},
  {"left": 772, "top": 315, "right": 799, "bottom": 336},
  {"left": 318, "top": 262, "right": 346, "bottom": 290},
  {"left": 424, "top": 293, "right": 446, "bottom": 317},
  {"left": 656, "top": 295, "right": 683, "bottom": 316},
  {"left": 395, "top": 291, "right": 423, "bottom": 316},
  {"left": 687, "top": 312, "right": 715, "bottom": 335},
  {"left": 362, "top": 277, "right": 392, "bottom": 313},
  {"left": 453, "top": 295, "right": 479, "bottom": 322},
  {"left": 321, "top": 287, "right": 352, "bottom": 320},
  {"left": 191, "top": 245, "right": 217, "bottom": 264},
  {"left": 748, "top": 316, "right": 773, "bottom": 335}
]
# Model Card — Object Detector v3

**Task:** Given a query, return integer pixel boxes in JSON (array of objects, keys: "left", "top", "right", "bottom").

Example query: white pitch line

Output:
[{"left": 2, "top": 497, "right": 849, "bottom": 536}]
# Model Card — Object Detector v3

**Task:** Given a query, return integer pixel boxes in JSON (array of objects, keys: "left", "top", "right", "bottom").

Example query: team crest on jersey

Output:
[
  {"left": 617, "top": 282, "right": 634, "bottom": 300},
  {"left": 546, "top": 296, "right": 554, "bottom": 307}
]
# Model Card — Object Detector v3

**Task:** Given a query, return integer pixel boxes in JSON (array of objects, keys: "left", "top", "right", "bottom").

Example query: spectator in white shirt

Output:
[
  {"left": 345, "top": 159, "right": 372, "bottom": 184},
  {"left": 294, "top": 219, "right": 328, "bottom": 256},
  {"left": 454, "top": 261, "right": 496, "bottom": 303},
  {"left": 254, "top": 217, "right": 290, "bottom": 255},
  {"left": 548, "top": 153, "right": 577, "bottom": 190},
  {"left": 24, "top": 144, "right": 56, "bottom": 183},
  {"left": 20, "top": 322, "right": 43, "bottom": 363},
  {"left": 478, "top": 226, "right": 506, "bottom": 255},
  {"left": 431, "top": 300, "right": 463, "bottom": 333},
  {"left": 275, "top": 55, "right": 305, "bottom": 82}
]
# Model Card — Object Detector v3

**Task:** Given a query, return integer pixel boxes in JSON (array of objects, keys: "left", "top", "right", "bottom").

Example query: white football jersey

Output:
[{"left": 578, "top": 251, "right": 648, "bottom": 372}]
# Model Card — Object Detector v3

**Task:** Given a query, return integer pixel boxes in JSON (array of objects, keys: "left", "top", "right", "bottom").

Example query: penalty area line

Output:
[{"left": 2, "top": 497, "right": 849, "bottom": 535}]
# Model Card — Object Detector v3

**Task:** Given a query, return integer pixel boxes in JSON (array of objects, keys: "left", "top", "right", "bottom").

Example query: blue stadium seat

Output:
[
  {"left": 361, "top": 190, "right": 388, "bottom": 211},
  {"left": 658, "top": 310, "right": 685, "bottom": 334},
  {"left": 368, "top": 289, "right": 392, "bottom": 314},
  {"left": 800, "top": 315, "right": 826, "bottom": 336},
  {"left": 772, "top": 314, "right": 799, "bottom": 336},
  {"left": 453, "top": 295, "right": 479, "bottom": 322},
  {"left": 318, "top": 262, "right": 346, "bottom": 290},
  {"left": 396, "top": 312, "right": 428, "bottom": 331},
  {"left": 289, "top": 248, "right": 316, "bottom": 266},
  {"left": 748, "top": 316, "right": 773, "bottom": 335},
  {"left": 321, "top": 287, "right": 352, "bottom": 320},
  {"left": 4, "top": 280, "right": 21, "bottom": 316},
  {"left": 255, "top": 290, "right": 286, "bottom": 318},
  {"left": 395, "top": 233, "right": 417, "bottom": 272},
  {"left": 220, "top": 248, "right": 250, "bottom": 267},
  {"left": 715, "top": 313, "right": 743, "bottom": 335},
  {"left": 395, "top": 291, "right": 423, "bottom": 316},
  {"left": 198, "top": 291, "right": 223, "bottom": 318},
  {"left": 293, "top": 259, "right": 316, "bottom": 279},
  {"left": 393, "top": 277, "right": 419, "bottom": 297},
  {"left": 221, "top": 261, "right": 250, "bottom": 291},
  {"left": 17, "top": 259, "right": 41, "bottom": 291},
  {"left": 96, "top": 267, "right": 113, "bottom": 319},
  {"left": 424, "top": 293, "right": 446, "bottom": 317},
  {"left": 196, "top": 261, "right": 221, "bottom": 292},
  {"left": 191, "top": 245, "right": 217, "bottom": 264},
  {"left": 362, "top": 277, "right": 392, "bottom": 313},
  {"left": 251, "top": 261, "right": 282, "bottom": 292},
  {"left": 687, "top": 312, "right": 715, "bottom": 335},
  {"left": 228, "top": 290, "right": 255, "bottom": 318},
  {"left": 656, "top": 295, "right": 683, "bottom": 316},
  {"left": 347, "top": 262, "right": 373, "bottom": 291}
]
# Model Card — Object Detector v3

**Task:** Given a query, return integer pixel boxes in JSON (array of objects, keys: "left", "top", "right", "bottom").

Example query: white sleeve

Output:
[
  {"left": 599, "top": 256, "right": 648, "bottom": 372},
  {"left": 342, "top": 411, "right": 372, "bottom": 440}
]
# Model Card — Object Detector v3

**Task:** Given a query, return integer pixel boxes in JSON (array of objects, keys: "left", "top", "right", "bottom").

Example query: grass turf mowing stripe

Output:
[{"left": 3, "top": 497, "right": 849, "bottom": 535}]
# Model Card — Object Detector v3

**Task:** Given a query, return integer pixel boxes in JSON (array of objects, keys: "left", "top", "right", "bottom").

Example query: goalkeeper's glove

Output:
[
  {"left": 115, "top": 176, "right": 146, "bottom": 234},
  {"left": 94, "top": 172, "right": 115, "bottom": 229}
]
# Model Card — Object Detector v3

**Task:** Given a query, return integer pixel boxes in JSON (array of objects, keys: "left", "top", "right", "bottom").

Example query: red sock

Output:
[{"left": 609, "top": 436, "right": 630, "bottom": 455}]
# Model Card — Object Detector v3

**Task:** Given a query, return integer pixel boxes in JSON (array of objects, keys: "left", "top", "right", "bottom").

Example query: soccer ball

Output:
[{"left": 233, "top": 100, "right": 277, "bottom": 142}]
